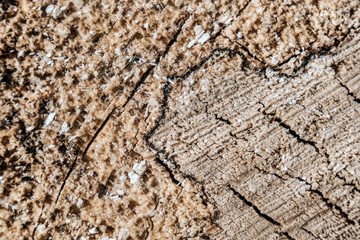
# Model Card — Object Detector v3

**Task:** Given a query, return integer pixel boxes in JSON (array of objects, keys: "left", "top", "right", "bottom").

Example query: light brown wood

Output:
[{"left": 1, "top": 0, "right": 359, "bottom": 239}]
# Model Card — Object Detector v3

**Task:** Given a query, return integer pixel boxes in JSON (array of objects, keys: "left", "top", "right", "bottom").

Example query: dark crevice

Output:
[
  {"left": 145, "top": 48, "right": 247, "bottom": 153},
  {"left": 154, "top": 157, "right": 180, "bottom": 185},
  {"left": 232, "top": 39, "right": 267, "bottom": 66},
  {"left": 55, "top": 155, "right": 78, "bottom": 204},
  {"left": 263, "top": 112, "right": 323, "bottom": 155},
  {"left": 145, "top": 80, "right": 172, "bottom": 146},
  {"left": 229, "top": 131, "right": 250, "bottom": 141},
  {"left": 107, "top": 18, "right": 119, "bottom": 36},
  {"left": 236, "top": 0, "right": 252, "bottom": 17},
  {"left": 147, "top": 215, "right": 155, "bottom": 240},
  {"left": 211, "top": 0, "right": 252, "bottom": 42},
  {"left": 55, "top": 106, "right": 117, "bottom": 205},
  {"left": 145, "top": 49, "right": 248, "bottom": 226},
  {"left": 254, "top": 166, "right": 284, "bottom": 180},
  {"left": 212, "top": 26, "right": 227, "bottom": 42},
  {"left": 228, "top": 184, "right": 296, "bottom": 240},
  {"left": 144, "top": 216, "right": 152, "bottom": 240},
  {"left": 145, "top": 48, "right": 244, "bottom": 144},
  {"left": 281, "top": 231, "right": 296, "bottom": 240},
  {"left": 335, "top": 77, "right": 360, "bottom": 104},
  {"left": 53, "top": 16, "right": 189, "bottom": 207},
  {"left": 335, "top": 174, "right": 360, "bottom": 193},
  {"left": 341, "top": 183, "right": 360, "bottom": 192},
  {"left": 214, "top": 113, "right": 231, "bottom": 125},
  {"left": 32, "top": 197, "right": 47, "bottom": 240},
  {"left": 124, "top": 16, "right": 189, "bottom": 108},
  {"left": 200, "top": 185, "right": 210, "bottom": 207},
  {"left": 295, "top": 177, "right": 356, "bottom": 225},
  {"left": 311, "top": 189, "right": 355, "bottom": 225},
  {"left": 227, "top": 185, "right": 281, "bottom": 226},
  {"left": 55, "top": 110, "right": 118, "bottom": 205},
  {"left": 225, "top": 25, "right": 359, "bottom": 80},
  {"left": 301, "top": 226, "right": 320, "bottom": 240},
  {"left": 203, "top": 99, "right": 232, "bottom": 125},
  {"left": 271, "top": 26, "right": 360, "bottom": 77},
  {"left": 249, "top": 151, "right": 357, "bottom": 229},
  {"left": 274, "top": 117, "right": 320, "bottom": 153},
  {"left": 279, "top": 26, "right": 359, "bottom": 72},
  {"left": 275, "top": 53, "right": 301, "bottom": 68},
  {"left": 155, "top": 155, "right": 210, "bottom": 209}
]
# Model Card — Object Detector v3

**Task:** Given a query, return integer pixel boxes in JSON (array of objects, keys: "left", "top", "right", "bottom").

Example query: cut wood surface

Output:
[{"left": 0, "top": 0, "right": 359, "bottom": 239}]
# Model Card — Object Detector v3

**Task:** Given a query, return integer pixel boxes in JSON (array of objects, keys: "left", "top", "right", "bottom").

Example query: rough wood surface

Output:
[{"left": 1, "top": 0, "right": 359, "bottom": 239}]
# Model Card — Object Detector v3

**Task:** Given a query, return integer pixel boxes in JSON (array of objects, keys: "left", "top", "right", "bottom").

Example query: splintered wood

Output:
[{"left": 1, "top": 0, "right": 359, "bottom": 239}]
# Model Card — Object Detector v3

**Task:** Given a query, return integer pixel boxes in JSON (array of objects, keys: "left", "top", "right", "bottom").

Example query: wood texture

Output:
[{"left": 1, "top": 0, "right": 359, "bottom": 239}]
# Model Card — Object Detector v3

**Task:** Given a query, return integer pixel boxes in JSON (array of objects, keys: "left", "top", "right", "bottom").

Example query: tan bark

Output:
[{"left": 0, "top": 0, "right": 359, "bottom": 239}]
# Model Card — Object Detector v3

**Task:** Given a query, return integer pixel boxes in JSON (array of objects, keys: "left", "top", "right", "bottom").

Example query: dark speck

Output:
[
  {"left": 97, "top": 184, "right": 108, "bottom": 198},
  {"left": 20, "top": 176, "right": 33, "bottom": 182},
  {"left": 58, "top": 144, "right": 67, "bottom": 154}
]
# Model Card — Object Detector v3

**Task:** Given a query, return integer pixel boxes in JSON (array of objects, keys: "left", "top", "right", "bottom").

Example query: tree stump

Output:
[{"left": 1, "top": 0, "right": 359, "bottom": 239}]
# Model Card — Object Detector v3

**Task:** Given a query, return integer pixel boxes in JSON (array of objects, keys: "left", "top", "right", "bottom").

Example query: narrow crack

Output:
[
  {"left": 224, "top": 25, "right": 359, "bottom": 79},
  {"left": 295, "top": 177, "right": 356, "bottom": 225},
  {"left": 145, "top": 48, "right": 244, "bottom": 145},
  {"left": 248, "top": 151, "right": 357, "bottom": 229},
  {"left": 107, "top": 17, "right": 119, "bottom": 36},
  {"left": 227, "top": 184, "right": 280, "bottom": 226},
  {"left": 32, "top": 198, "right": 47, "bottom": 240},
  {"left": 262, "top": 111, "right": 325, "bottom": 156},
  {"left": 301, "top": 226, "right": 320, "bottom": 240},
  {"left": 231, "top": 37, "right": 267, "bottom": 66},
  {"left": 227, "top": 185, "right": 296, "bottom": 240},
  {"left": 335, "top": 174, "right": 360, "bottom": 193},
  {"left": 274, "top": 117, "right": 321, "bottom": 153},
  {"left": 53, "top": 16, "right": 189, "bottom": 207},
  {"left": 212, "top": 0, "right": 253, "bottom": 41},
  {"left": 144, "top": 215, "right": 153, "bottom": 240},
  {"left": 235, "top": 0, "right": 252, "bottom": 18},
  {"left": 154, "top": 157, "right": 180, "bottom": 185},
  {"left": 205, "top": 104, "right": 232, "bottom": 125},
  {"left": 144, "top": 50, "right": 249, "bottom": 214},
  {"left": 55, "top": 107, "right": 115, "bottom": 204},
  {"left": 214, "top": 113, "right": 232, "bottom": 125},
  {"left": 125, "top": 16, "right": 189, "bottom": 108},
  {"left": 281, "top": 231, "right": 296, "bottom": 240},
  {"left": 271, "top": 26, "right": 360, "bottom": 77},
  {"left": 229, "top": 131, "right": 249, "bottom": 141},
  {"left": 254, "top": 166, "right": 284, "bottom": 180},
  {"left": 335, "top": 77, "right": 360, "bottom": 104}
]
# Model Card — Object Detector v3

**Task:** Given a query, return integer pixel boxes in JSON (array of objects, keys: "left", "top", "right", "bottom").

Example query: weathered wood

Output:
[
  {"left": 150, "top": 32, "right": 360, "bottom": 238},
  {"left": 0, "top": 0, "right": 359, "bottom": 239}
]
